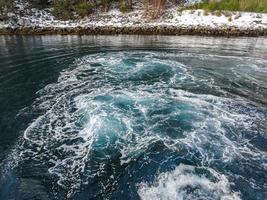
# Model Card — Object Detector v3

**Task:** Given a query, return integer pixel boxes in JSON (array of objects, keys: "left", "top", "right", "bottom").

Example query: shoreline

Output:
[
  {"left": 1, "top": 26, "right": 267, "bottom": 37},
  {"left": 1, "top": 7, "right": 267, "bottom": 37}
]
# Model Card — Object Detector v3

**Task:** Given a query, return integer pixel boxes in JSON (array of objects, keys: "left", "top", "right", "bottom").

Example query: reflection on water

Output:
[{"left": 0, "top": 36, "right": 267, "bottom": 200}]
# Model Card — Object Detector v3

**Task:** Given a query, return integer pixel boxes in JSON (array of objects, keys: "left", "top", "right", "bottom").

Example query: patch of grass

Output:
[
  {"left": 74, "top": 1, "right": 93, "bottom": 17},
  {"left": 0, "top": 0, "right": 13, "bottom": 20},
  {"left": 119, "top": 0, "right": 129, "bottom": 13},
  {"left": 52, "top": 0, "right": 74, "bottom": 20},
  {"left": 186, "top": 0, "right": 267, "bottom": 13}
]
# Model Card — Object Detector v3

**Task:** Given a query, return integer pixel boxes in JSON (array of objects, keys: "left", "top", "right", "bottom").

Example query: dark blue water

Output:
[{"left": 0, "top": 36, "right": 266, "bottom": 200}]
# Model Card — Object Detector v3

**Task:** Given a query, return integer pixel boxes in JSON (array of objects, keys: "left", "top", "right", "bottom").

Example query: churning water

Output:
[{"left": 0, "top": 36, "right": 266, "bottom": 200}]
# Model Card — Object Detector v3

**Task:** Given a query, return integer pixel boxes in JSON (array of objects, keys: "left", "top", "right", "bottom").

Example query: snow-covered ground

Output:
[{"left": 0, "top": 0, "right": 266, "bottom": 32}]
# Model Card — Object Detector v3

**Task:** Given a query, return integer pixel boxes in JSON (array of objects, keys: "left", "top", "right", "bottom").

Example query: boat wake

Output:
[{"left": 6, "top": 51, "right": 267, "bottom": 199}]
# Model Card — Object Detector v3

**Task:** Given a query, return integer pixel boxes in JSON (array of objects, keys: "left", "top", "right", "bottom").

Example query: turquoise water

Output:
[{"left": 0, "top": 36, "right": 266, "bottom": 199}]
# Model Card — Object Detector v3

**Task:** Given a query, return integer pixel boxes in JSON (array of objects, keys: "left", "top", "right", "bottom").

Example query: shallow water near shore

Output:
[{"left": 0, "top": 35, "right": 266, "bottom": 200}]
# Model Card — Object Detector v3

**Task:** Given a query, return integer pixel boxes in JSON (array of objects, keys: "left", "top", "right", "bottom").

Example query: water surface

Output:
[{"left": 0, "top": 36, "right": 266, "bottom": 200}]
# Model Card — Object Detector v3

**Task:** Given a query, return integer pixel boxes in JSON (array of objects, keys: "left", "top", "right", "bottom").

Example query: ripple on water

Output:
[{"left": 10, "top": 51, "right": 266, "bottom": 199}]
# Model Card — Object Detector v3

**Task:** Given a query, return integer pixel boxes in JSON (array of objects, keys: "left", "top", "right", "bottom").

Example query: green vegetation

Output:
[
  {"left": 52, "top": 0, "right": 74, "bottom": 20},
  {"left": 74, "top": 1, "right": 93, "bottom": 17},
  {"left": 187, "top": 0, "right": 267, "bottom": 13},
  {"left": 119, "top": 0, "right": 130, "bottom": 12},
  {"left": 51, "top": 0, "right": 132, "bottom": 20},
  {"left": 0, "top": 0, "right": 13, "bottom": 20},
  {"left": 0, "top": 0, "right": 130, "bottom": 20}
]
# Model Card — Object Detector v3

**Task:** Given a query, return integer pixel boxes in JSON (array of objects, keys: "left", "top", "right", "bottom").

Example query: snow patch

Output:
[{"left": 0, "top": 0, "right": 266, "bottom": 31}]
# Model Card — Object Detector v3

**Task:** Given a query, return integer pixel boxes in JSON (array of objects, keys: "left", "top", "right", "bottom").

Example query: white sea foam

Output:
[
  {"left": 138, "top": 164, "right": 241, "bottom": 200},
  {"left": 18, "top": 51, "right": 267, "bottom": 197}
]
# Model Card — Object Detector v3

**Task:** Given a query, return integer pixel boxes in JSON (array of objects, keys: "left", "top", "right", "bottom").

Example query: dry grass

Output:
[
  {"left": 186, "top": 0, "right": 267, "bottom": 13},
  {"left": 203, "top": 10, "right": 209, "bottom": 16},
  {"left": 214, "top": 10, "right": 222, "bottom": 17}
]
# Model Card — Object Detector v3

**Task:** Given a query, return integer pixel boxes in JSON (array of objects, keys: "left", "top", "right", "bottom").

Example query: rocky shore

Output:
[{"left": 1, "top": 25, "right": 267, "bottom": 37}]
